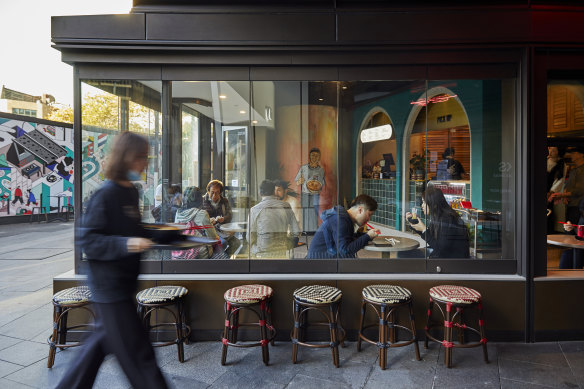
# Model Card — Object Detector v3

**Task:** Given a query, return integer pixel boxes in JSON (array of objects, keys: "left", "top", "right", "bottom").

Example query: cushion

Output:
[
  {"left": 53, "top": 286, "right": 91, "bottom": 305},
  {"left": 362, "top": 285, "right": 411, "bottom": 304},
  {"left": 224, "top": 284, "right": 273, "bottom": 304},
  {"left": 136, "top": 286, "right": 188, "bottom": 304},
  {"left": 293, "top": 285, "right": 342, "bottom": 304},
  {"left": 429, "top": 285, "right": 481, "bottom": 304}
]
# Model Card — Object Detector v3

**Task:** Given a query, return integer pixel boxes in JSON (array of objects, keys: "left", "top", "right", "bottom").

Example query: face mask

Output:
[{"left": 127, "top": 170, "right": 142, "bottom": 181}]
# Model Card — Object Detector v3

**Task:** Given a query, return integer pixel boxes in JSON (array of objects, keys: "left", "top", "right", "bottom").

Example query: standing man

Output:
[
  {"left": 307, "top": 194, "right": 380, "bottom": 259},
  {"left": 550, "top": 146, "right": 584, "bottom": 223},
  {"left": 274, "top": 179, "right": 301, "bottom": 229},
  {"left": 248, "top": 180, "right": 301, "bottom": 258},
  {"left": 295, "top": 147, "right": 325, "bottom": 233}
]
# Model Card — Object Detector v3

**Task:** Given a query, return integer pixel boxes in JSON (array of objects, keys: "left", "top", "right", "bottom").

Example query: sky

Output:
[{"left": 0, "top": 0, "right": 133, "bottom": 107}]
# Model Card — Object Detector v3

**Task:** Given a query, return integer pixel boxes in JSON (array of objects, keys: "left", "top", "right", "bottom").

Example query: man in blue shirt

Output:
[{"left": 307, "top": 194, "right": 380, "bottom": 259}]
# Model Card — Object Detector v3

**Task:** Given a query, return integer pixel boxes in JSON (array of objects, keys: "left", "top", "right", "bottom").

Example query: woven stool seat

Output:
[
  {"left": 362, "top": 285, "right": 411, "bottom": 304},
  {"left": 136, "top": 286, "right": 188, "bottom": 304},
  {"left": 429, "top": 285, "right": 481, "bottom": 305},
  {"left": 52, "top": 286, "right": 91, "bottom": 305},
  {"left": 293, "top": 285, "right": 342, "bottom": 304},
  {"left": 224, "top": 284, "right": 273, "bottom": 304}
]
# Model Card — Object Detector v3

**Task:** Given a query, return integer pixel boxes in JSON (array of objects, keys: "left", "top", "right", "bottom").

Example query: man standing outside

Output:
[
  {"left": 295, "top": 147, "right": 325, "bottom": 233},
  {"left": 248, "top": 180, "right": 301, "bottom": 258},
  {"left": 274, "top": 179, "right": 301, "bottom": 229},
  {"left": 307, "top": 194, "right": 380, "bottom": 259}
]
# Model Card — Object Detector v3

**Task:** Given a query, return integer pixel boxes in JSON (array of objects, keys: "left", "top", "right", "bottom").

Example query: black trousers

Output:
[{"left": 56, "top": 299, "right": 168, "bottom": 389}]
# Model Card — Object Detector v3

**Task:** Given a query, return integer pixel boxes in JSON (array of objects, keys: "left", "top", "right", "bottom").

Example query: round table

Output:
[
  {"left": 364, "top": 235, "right": 420, "bottom": 258},
  {"left": 547, "top": 234, "right": 584, "bottom": 269},
  {"left": 220, "top": 222, "right": 247, "bottom": 233}
]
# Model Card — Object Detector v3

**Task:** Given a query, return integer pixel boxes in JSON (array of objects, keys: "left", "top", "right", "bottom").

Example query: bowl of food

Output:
[{"left": 143, "top": 223, "right": 186, "bottom": 244}]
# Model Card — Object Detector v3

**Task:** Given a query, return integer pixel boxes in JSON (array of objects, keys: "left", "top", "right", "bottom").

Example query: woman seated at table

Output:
[
  {"left": 402, "top": 187, "right": 470, "bottom": 258},
  {"left": 172, "top": 186, "right": 224, "bottom": 259}
]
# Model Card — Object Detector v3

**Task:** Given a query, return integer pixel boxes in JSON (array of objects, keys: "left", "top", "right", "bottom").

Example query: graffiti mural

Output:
[{"left": 0, "top": 116, "right": 74, "bottom": 218}]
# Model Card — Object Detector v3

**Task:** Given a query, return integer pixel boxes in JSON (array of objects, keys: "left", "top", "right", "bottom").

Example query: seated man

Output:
[
  {"left": 202, "top": 179, "right": 240, "bottom": 255},
  {"left": 307, "top": 194, "right": 380, "bottom": 259},
  {"left": 248, "top": 180, "right": 301, "bottom": 258}
]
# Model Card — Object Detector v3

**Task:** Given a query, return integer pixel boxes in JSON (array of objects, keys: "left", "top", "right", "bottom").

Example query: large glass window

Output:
[
  {"left": 79, "top": 72, "right": 517, "bottom": 273},
  {"left": 546, "top": 79, "right": 584, "bottom": 271}
]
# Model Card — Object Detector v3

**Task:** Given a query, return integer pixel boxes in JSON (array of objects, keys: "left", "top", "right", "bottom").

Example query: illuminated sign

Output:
[
  {"left": 410, "top": 94, "right": 458, "bottom": 107},
  {"left": 360, "top": 124, "right": 393, "bottom": 143}
]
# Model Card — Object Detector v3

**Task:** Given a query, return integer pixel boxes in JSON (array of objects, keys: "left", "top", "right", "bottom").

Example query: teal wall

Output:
[{"left": 351, "top": 79, "right": 505, "bottom": 218}]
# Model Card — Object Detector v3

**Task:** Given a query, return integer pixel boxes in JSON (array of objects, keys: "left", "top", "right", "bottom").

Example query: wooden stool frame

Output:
[
  {"left": 137, "top": 298, "right": 191, "bottom": 363},
  {"left": 291, "top": 299, "right": 346, "bottom": 368},
  {"left": 424, "top": 297, "right": 488, "bottom": 368},
  {"left": 47, "top": 301, "right": 95, "bottom": 368},
  {"left": 357, "top": 297, "right": 421, "bottom": 370},
  {"left": 221, "top": 298, "right": 276, "bottom": 366}
]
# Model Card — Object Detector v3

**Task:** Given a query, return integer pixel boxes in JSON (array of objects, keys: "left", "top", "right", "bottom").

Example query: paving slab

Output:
[
  {"left": 0, "top": 249, "right": 72, "bottom": 260},
  {"left": 0, "top": 340, "right": 50, "bottom": 367},
  {"left": 498, "top": 357, "right": 581, "bottom": 389}
]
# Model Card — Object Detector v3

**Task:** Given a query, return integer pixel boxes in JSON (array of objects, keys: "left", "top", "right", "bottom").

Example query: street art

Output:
[{"left": 0, "top": 116, "right": 74, "bottom": 217}]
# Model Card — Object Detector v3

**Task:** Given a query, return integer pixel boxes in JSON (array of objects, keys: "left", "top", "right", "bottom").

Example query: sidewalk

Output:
[{"left": 0, "top": 222, "right": 582, "bottom": 388}]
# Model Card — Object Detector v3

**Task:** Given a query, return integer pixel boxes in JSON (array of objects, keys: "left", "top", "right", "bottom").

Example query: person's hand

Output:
[
  {"left": 127, "top": 237, "right": 153, "bottom": 253},
  {"left": 409, "top": 218, "right": 426, "bottom": 232},
  {"left": 210, "top": 217, "right": 217, "bottom": 225},
  {"left": 406, "top": 211, "right": 413, "bottom": 219},
  {"left": 216, "top": 216, "right": 224, "bottom": 224},
  {"left": 296, "top": 177, "right": 305, "bottom": 185},
  {"left": 367, "top": 228, "right": 381, "bottom": 239},
  {"left": 564, "top": 221, "right": 574, "bottom": 232}
]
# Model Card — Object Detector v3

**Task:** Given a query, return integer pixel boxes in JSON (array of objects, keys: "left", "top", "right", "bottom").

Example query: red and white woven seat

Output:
[
  {"left": 224, "top": 284, "right": 273, "bottom": 304},
  {"left": 429, "top": 285, "right": 481, "bottom": 305}
]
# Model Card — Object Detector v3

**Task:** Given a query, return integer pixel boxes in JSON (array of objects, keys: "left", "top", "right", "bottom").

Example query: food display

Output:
[{"left": 306, "top": 179, "right": 322, "bottom": 193}]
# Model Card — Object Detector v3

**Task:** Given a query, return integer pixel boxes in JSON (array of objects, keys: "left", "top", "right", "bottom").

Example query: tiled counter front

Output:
[{"left": 361, "top": 179, "right": 397, "bottom": 228}]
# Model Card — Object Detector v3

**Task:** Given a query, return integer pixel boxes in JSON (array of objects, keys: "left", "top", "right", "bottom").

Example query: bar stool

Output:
[
  {"left": 357, "top": 285, "right": 421, "bottom": 370},
  {"left": 47, "top": 286, "right": 95, "bottom": 368},
  {"left": 291, "top": 285, "right": 346, "bottom": 367},
  {"left": 424, "top": 285, "right": 488, "bottom": 368},
  {"left": 136, "top": 285, "right": 190, "bottom": 363},
  {"left": 221, "top": 284, "right": 276, "bottom": 366}
]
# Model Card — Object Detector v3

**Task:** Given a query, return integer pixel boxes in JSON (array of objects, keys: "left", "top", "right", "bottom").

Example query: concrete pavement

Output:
[{"left": 0, "top": 222, "right": 582, "bottom": 388}]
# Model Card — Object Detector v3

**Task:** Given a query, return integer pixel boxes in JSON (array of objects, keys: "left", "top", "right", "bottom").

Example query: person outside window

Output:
[
  {"left": 248, "top": 180, "right": 301, "bottom": 258},
  {"left": 306, "top": 194, "right": 380, "bottom": 259},
  {"left": 403, "top": 186, "right": 470, "bottom": 258},
  {"left": 56, "top": 132, "right": 168, "bottom": 389}
]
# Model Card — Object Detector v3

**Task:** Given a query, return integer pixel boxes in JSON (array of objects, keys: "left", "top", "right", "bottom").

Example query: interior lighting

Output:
[
  {"left": 360, "top": 124, "right": 393, "bottom": 143},
  {"left": 252, "top": 120, "right": 258, "bottom": 124},
  {"left": 219, "top": 95, "right": 227, "bottom": 99},
  {"left": 239, "top": 110, "right": 246, "bottom": 114},
  {"left": 318, "top": 98, "right": 324, "bottom": 101}
]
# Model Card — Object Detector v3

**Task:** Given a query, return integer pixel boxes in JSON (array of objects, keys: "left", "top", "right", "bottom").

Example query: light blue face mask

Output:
[{"left": 127, "top": 170, "right": 142, "bottom": 181}]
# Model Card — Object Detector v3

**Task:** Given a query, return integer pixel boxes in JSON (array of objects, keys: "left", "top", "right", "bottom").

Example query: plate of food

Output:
[{"left": 306, "top": 179, "right": 322, "bottom": 193}]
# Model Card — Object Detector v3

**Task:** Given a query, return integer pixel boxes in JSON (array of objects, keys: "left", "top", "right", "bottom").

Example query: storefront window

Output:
[
  {"left": 546, "top": 79, "right": 584, "bottom": 270},
  {"left": 78, "top": 72, "right": 517, "bottom": 272}
]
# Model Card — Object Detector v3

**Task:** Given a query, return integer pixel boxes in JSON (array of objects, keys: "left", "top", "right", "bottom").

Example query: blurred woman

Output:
[
  {"left": 406, "top": 186, "right": 470, "bottom": 258},
  {"left": 173, "top": 186, "right": 221, "bottom": 259},
  {"left": 56, "top": 132, "right": 167, "bottom": 389}
]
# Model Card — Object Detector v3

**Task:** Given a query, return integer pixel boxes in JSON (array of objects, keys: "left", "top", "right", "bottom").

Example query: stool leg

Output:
[
  {"left": 221, "top": 302, "right": 231, "bottom": 365},
  {"left": 478, "top": 300, "right": 489, "bottom": 363},
  {"left": 58, "top": 309, "right": 69, "bottom": 349},
  {"left": 292, "top": 300, "right": 300, "bottom": 364},
  {"left": 337, "top": 303, "right": 345, "bottom": 348},
  {"left": 444, "top": 302, "right": 453, "bottom": 368},
  {"left": 260, "top": 300, "right": 269, "bottom": 366},
  {"left": 357, "top": 300, "right": 366, "bottom": 352},
  {"left": 456, "top": 307, "right": 465, "bottom": 345},
  {"left": 388, "top": 308, "right": 396, "bottom": 344},
  {"left": 266, "top": 299, "right": 275, "bottom": 346},
  {"left": 175, "top": 301, "right": 185, "bottom": 363},
  {"left": 329, "top": 303, "right": 340, "bottom": 368},
  {"left": 231, "top": 308, "right": 240, "bottom": 344},
  {"left": 47, "top": 305, "right": 60, "bottom": 368},
  {"left": 180, "top": 300, "right": 190, "bottom": 345},
  {"left": 379, "top": 304, "right": 387, "bottom": 370},
  {"left": 408, "top": 301, "right": 421, "bottom": 361},
  {"left": 424, "top": 298, "right": 433, "bottom": 349}
]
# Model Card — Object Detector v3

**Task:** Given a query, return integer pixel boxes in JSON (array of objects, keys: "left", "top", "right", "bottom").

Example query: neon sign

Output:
[{"left": 410, "top": 94, "right": 458, "bottom": 107}]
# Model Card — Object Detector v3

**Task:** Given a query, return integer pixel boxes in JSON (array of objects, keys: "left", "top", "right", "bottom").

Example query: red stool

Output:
[
  {"left": 221, "top": 284, "right": 275, "bottom": 366},
  {"left": 424, "top": 285, "right": 488, "bottom": 368}
]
